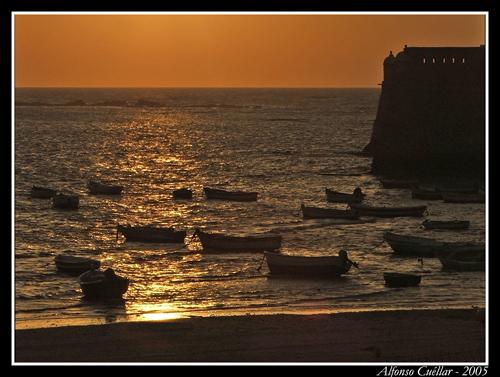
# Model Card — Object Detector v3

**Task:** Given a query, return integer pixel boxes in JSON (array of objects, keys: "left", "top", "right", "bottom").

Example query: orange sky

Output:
[{"left": 15, "top": 14, "right": 485, "bottom": 88}]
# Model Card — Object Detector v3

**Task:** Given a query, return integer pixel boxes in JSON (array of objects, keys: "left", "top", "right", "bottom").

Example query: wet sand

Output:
[{"left": 15, "top": 309, "right": 485, "bottom": 363}]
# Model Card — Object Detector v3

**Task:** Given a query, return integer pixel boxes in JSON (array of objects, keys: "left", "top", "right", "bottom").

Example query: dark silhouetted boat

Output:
[
  {"left": 325, "top": 188, "right": 364, "bottom": 203},
  {"left": 380, "top": 179, "right": 418, "bottom": 189},
  {"left": 383, "top": 272, "right": 422, "bottom": 287},
  {"left": 79, "top": 268, "right": 129, "bottom": 299},
  {"left": 411, "top": 188, "right": 442, "bottom": 200},
  {"left": 442, "top": 192, "right": 485, "bottom": 203},
  {"left": 384, "top": 231, "right": 484, "bottom": 257},
  {"left": 195, "top": 229, "right": 282, "bottom": 251},
  {"left": 435, "top": 249, "right": 485, "bottom": 271},
  {"left": 31, "top": 185, "right": 57, "bottom": 199},
  {"left": 349, "top": 203, "right": 426, "bottom": 217},
  {"left": 117, "top": 225, "right": 186, "bottom": 243},
  {"left": 54, "top": 255, "right": 100, "bottom": 275},
  {"left": 422, "top": 219, "right": 470, "bottom": 230},
  {"left": 87, "top": 180, "right": 123, "bottom": 195},
  {"left": 301, "top": 204, "right": 359, "bottom": 219},
  {"left": 203, "top": 187, "right": 258, "bottom": 202},
  {"left": 264, "top": 249, "right": 355, "bottom": 277},
  {"left": 383, "top": 232, "right": 440, "bottom": 257},
  {"left": 172, "top": 188, "right": 193, "bottom": 199},
  {"left": 52, "top": 193, "right": 79, "bottom": 209}
]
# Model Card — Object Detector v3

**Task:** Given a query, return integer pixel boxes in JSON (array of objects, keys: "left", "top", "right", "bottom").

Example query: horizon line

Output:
[{"left": 15, "top": 86, "right": 380, "bottom": 89}]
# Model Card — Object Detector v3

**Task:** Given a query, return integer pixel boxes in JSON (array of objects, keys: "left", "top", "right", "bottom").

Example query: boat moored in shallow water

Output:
[
  {"left": 203, "top": 187, "right": 258, "bottom": 202},
  {"left": 194, "top": 229, "right": 282, "bottom": 251},
  {"left": 325, "top": 188, "right": 364, "bottom": 203},
  {"left": 117, "top": 225, "right": 186, "bottom": 243},
  {"left": 422, "top": 219, "right": 470, "bottom": 230},
  {"left": 55, "top": 255, "right": 100, "bottom": 275},
  {"left": 349, "top": 203, "right": 426, "bottom": 218},
  {"left": 79, "top": 268, "right": 129, "bottom": 299},
  {"left": 264, "top": 249, "right": 355, "bottom": 278},
  {"left": 301, "top": 204, "right": 359, "bottom": 219},
  {"left": 87, "top": 180, "right": 123, "bottom": 195}
]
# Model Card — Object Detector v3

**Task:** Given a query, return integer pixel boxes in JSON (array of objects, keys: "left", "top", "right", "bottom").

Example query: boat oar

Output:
[{"left": 349, "top": 259, "right": 360, "bottom": 269}]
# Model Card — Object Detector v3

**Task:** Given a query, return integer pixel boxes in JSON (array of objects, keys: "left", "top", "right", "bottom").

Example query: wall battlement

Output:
[{"left": 365, "top": 45, "right": 485, "bottom": 177}]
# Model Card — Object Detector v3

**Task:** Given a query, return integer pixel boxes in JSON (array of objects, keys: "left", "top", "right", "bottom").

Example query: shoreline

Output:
[
  {"left": 15, "top": 308, "right": 486, "bottom": 363},
  {"left": 15, "top": 303, "right": 485, "bottom": 330}
]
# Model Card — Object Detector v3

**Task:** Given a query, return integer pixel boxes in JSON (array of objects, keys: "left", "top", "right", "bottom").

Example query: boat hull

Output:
[
  {"left": 197, "top": 231, "right": 282, "bottom": 251},
  {"left": 437, "top": 257, "right": 485, "bottom": 271},
  {"left": 265, "top": 252, "right": 351, "bottom": 277},
  {"left": 350, "top": 204, "right": 426, "bottom": 218},
  {"left": 173, "top": 188, "right": 193, "bottom": 199},
  {"left": 31, "top": 186, "right": 57, "bottom": 199},
  {"left": 325, "top": 189, "right": 364, "bottom": 203},
  {"left": 88, "top": 181, "right": 123, "bottom": 195},
  {"left": 204, "top": 187, "right": 258, "bottom": 202},
  {"left": 422, "top": 220, "right": 470, "bottom": 230},
  {"left": 301, "top": 205, "right": 359, "bottom": 219},
  {"left": 384, "top": 232, "right": 484, "bottom": 257},
  {"left": 80, "top": 278, "right": 129, "bottom": 299},
  {"left": 52, "top": 194, "right": 79, "bottom": 210},
  {"left": 442, "top": 193, "right": 485, "bottom": 203},
  {"left": 383, "top": 232, "right": 439, "bottom": 257},
  {"left": 118, "top": 226, "right": 186, "bottom": 243},
  {"left": 55, "top": 255, "right": 100, "bottom": 275}
]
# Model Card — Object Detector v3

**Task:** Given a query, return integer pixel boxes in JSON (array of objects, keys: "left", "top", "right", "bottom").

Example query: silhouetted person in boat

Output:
[
  {"left": 339, "top": 249, "right": 359, "bottom": 269},
  {"left": 353, "top": 187, "right": 363, "bottom": 197},
  {"left": 104, "top": 268, "right": 117, "bottom": 280}
]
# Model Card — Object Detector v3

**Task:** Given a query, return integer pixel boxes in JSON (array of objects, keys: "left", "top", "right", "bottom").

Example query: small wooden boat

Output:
[
  {"left": 87, "top": 180, "right": 123, "bottom": 195},
  {"left": 301, "top": 204, "right": 359, "bottom": 219},
  {"left": 383, "top": 272, "right": 421, "bottom": 287},
  {"left": 380, "top": 179, "right": 418, "bottom": 189},
  {"left": 383, "top": 232, "right": 440, "bottom": 257},
  {"left": 422, "top": 219, "right": 470, "bottom": 230},
  {"left": 172, "top": 188, "right": 193, "bottom": 199},
  {"left": 436, "top": 250, "right": 485, "bottom": 271},
  {"left": 434, "top": 242, "right": 485, "bottom": 259},
  {"left": 384, "top": 232, "right": 484, "bottom": 257},
  {"left": 54, "top": 255, "right": 100, "bottom": 275},
  {"left": 31, "top": 185, "right": 57, "bottom": 199},
  {"left": 264, "top": 249, "right": 354, "bottom": 277},
  {"left": 411, "top": 188, "right": 442, "bottom": 200},
  {"left": 52, "top": 193, "right": 79, "bottom": 210},
  {"left": 79, "top": 268, "right": 129, "bottom": 299},
  {"left": 325, "top": 188, "right": 364, "bottom": 203},
  {"left": 195, "top": 229, "right": 282, "bottom": 251},
  {"left": 117, "top": 225, "right": 186, "bottom": 243},
  {"left": 203, "top": 187, "right": 258, "bottom": 202},
  {"left": 442, "top": 192, "right": 485, "bottom": 203},
  {"left": 349, "top": 203, "right": 426, "bottom": 218}
]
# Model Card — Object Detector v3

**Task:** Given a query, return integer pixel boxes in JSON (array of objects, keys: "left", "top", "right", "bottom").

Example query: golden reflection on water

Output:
[
  {"left": 129, "top": 303, "right": 187, "bottom": 322},
  {"left": 15, "top": 89, "right": 486, "bottom": 327}
]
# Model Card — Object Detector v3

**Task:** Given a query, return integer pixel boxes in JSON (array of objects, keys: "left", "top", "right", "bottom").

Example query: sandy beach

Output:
[{"left": 15, "top": 308, "right": 485, "bottom": 363}]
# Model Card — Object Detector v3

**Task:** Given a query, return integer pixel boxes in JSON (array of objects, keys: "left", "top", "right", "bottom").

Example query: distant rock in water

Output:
[{"left": 364, "top": 45, "right": 485, "bottom": 178}]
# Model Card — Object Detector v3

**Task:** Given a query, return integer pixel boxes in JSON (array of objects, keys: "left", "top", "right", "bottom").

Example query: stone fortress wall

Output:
[{"left": 365, "top": 45, "right": 485, "bottom": 176}]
